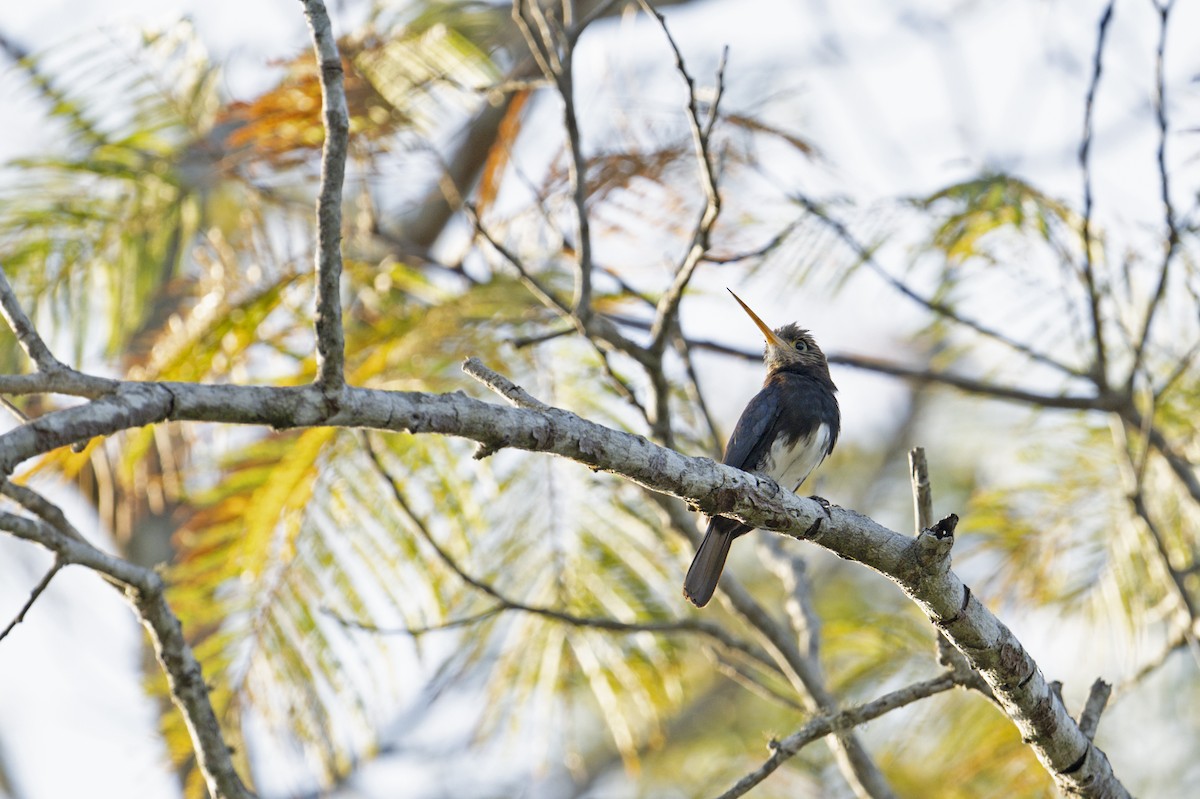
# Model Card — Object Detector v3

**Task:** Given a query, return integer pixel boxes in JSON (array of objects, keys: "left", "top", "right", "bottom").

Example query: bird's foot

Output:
[{"left": 802, "top": 496, "right": 832, "bottom": 539}]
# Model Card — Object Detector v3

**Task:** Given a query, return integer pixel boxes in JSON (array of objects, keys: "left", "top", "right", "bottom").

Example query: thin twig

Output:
[
  {"left": 793, "top": 195, "right": 1087, "bottom": 378},
  {"left": 0, "top": 395, "right": 29, "bottom": 423},
  {"left": 1111, "top": 410, "right": 1199, "bottom": 627},
  {"left": 359, "top": 432, "right": 768, "bottom": 664},
  {"left": 1078, "top": 1, "right": 1116, "bottom": 387},
  {"left": 462, "top": 357, "right": 549, "bottom": 409},
  {"left": 0, "top": 558, "right": 62, "bottom": 642},
  {"left": 511, "top": 325, "right": 575, "bottom": 348},
  {"left": 1130, "top": 0, "right": 1178, "bottom": 382},
  {"left": 515, "top": 0, "right": 595, "bottom": 320},
  {"left": 1130, "top": 489, "right": 1198, "bottom": 622},
  {"left": 714, "top": 673, "right": 960, "bottom": 799},
  {"left": 644, "top": 0, "right": 727, "bottom": 354},
  {"left": 594, "top": 345, "right": 652, "bottom": 424},
  {"left": 651, "top": 493, "right": 898, "bottom": 799},
  {"left": 1155, "top": 337, "right": 1200, "bottom": 399},
  {"left": 713, "top": 656, "right": 806, "bottom": 712},
  {"left": 1110, "top": 415, "right": 1200, "bottom": 673},
  {"left": 760, "top": 538, "right": 823, "bottom": 663},
  {"left": 0, "top": 267, "right": 67, "bottom": 373},
  {"left": 672, "top": 332, "right": 723, "bottom": 457},
  {"left": 299, "top": 0, "right": 349, "bottom": 396},
  {"left": 1113, "top": 623, "right": 1196, "bottom": 699},
  {"left": 702, "top": 217, "right": 802, "bottom": 264},
  {"left": 0, "top": 481, "right": 87, "bottom": 543},
  {"left": 325, "top": 604, "right": 505, "bottom": 636},
  {"left": 468, "top": 217, "right": 652, "bottom": 421},
  {"left": 467, "top": 203, "right": 573, "bottom": 316}
]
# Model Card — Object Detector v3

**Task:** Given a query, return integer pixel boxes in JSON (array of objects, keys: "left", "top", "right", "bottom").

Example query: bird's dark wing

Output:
[
  {"left": 723, "top": 373, "right": 840, "bottom": 472},
  {"left": 770, "top": 371, "right": 840, "bottom": 458},
  {"left": 721, "top": 383, "right": 784, "bottom": 471}
]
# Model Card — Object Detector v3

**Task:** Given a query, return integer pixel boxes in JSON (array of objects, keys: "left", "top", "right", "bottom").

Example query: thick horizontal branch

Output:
[{"left": 0, "top": 368, "right": 1128, "bottom": 797}]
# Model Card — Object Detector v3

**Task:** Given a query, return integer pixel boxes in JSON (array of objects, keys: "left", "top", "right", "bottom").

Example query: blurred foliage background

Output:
[{"left": 0, "top": 1, "right": 1198, "bottom": 797}]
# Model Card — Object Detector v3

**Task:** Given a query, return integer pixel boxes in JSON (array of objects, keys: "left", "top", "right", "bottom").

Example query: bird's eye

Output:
[{"left": 793, "top": 339, "right": 808, "bottom": 352}]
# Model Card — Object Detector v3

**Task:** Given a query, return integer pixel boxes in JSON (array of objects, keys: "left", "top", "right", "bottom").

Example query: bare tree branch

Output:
[
  {"left": 1114, "top": 621, "right": 1200, "bottom": 699},
  {"left": 299, "top": 0, "right": 349, "bottom": 396},
  {"left": 1131, "top": 0, "right": 1179, "bottom": 382},
  {"left": 467, "top": 203, "right": 573, "bottom": 317},
  {"left": 714, "top": 673, "right": 960, "bottom": 799},
  {"left": 0, "top": 268, "right": 67, "bottom": 374},
  {"left": 0, "top": 350, "right": 1132, "bottom": 796},
  {"left": 359, "top": 430, "right": 772, "bottom": 665},
  {"left": 0, "top": 506, "right": 253, "bottom": 799},
  {"left": 672, "top": 331, "right": 723, "bottom": 457},
  {"left": 713, "top": 655, "right": 806, "bottom": 712},
  {"left": 0, "top": 557, "right": 61, "bottom": 642},
  {"left": 642, "top": 0, "right": 727, "bottom": 355},
  {"left": 1131, "top": 489, "right": 1197, "bottom": 623},
  {"left": 759, "top": 538, "right": 822, "bottom": 664},
  {"left": 0, "top": 370, "right": 119, "bottom": 399},
  {"left": 1077, "top": 678, "right": 1112, "bottom": 742},
  {"left": 909, "top": 446, "right": 932, "bottom": 535},
  {"left": 0, "top": 480, "right": 88, "bottom": 543},
  {"left": 650, "top": 494, "right": 895, "bottom": 799},
  {"left": 793, "top": 195, "right": 1088, "bottom": 378},
  {"left": 1112, "top": 409, "right": 1200, "bottom": 643},
  {"left": 463, "top": 356, "right": 550, "bottom": 409},
  {"left": 514, "top": 0, "right": 595, "bottom": 321},
  {"left": 327, "top": 604, "right": 506, "bottom": 636},
  {"left": 1078, "top": 1, "right": 1116, "bottom": 387}
]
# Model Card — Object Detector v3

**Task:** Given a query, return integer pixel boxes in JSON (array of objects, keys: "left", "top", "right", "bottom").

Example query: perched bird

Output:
[{"left": 683, "top": 291, "right": 840, "bottom": 607}]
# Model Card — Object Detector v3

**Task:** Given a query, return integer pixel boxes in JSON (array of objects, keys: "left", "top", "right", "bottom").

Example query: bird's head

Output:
[{"left": 728, "top": 290, "right": 831, "bottom": 377}]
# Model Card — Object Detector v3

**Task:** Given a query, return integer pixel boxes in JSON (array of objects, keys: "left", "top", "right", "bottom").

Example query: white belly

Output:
[{"left": 762, "top": 423, "right": 831, "bottom": 492}]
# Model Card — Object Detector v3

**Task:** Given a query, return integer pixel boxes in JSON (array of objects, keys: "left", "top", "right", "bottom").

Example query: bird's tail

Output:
[{"left": 683, "top": 521, "right": 734, "bottom": 607}]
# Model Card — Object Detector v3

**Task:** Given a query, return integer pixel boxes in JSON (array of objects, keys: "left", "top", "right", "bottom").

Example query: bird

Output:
[{"left": 683, "top": 290, "right": 840, "bottom": 607}]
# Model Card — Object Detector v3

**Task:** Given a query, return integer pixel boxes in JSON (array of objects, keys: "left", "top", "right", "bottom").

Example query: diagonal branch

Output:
[
  {"left": 714, "top": 672, "right": 960, "bottom": 799},
  {"left": 793, "top": 195, "right": 1087, "bottom": 378},
  {"left": 0, "top": 504, "right": 253, "bottom": 799},
  {"left": 0, "top": 557, "right": 62, "bottom": 642},
  {"left": 0, "top": 363, "right": 1132, "bottom": 798},
  {"left": 651, "top": 493, "right": 895, "bottom": 799},
  {"left": 359, "top": 430, "right": 771, "bottom": 666},
  {"left": 299, "top": 0, "right": 349, "bottom": 396},
  {"left": 0, "top": 267, "right": 68, "bottom": 373}
]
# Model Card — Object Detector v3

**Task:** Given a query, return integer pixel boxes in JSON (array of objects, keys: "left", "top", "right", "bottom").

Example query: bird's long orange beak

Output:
[{"left": 728, "top": 289, "right": 787, "bottom": 348}]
